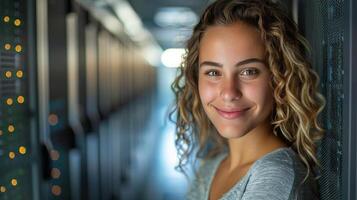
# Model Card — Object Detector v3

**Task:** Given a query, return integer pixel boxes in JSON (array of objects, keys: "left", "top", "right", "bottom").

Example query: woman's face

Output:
[{"left": 198, "top": 22, "right": 274, "bottom": 139}]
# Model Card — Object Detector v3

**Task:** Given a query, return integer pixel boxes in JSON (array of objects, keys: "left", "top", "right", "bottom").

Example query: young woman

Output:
[{"left": 170, "top": 0, "right": 325, "bottom": 199}]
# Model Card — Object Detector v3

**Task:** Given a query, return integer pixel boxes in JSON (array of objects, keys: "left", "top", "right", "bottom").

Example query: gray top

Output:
[{"left": 186, "top": 147, "right": 319, "bottom": 200}]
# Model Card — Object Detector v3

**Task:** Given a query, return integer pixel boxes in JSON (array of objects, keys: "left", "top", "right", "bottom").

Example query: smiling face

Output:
[{"left": 198, "top": 21, "right": 274, "bottom": 139}]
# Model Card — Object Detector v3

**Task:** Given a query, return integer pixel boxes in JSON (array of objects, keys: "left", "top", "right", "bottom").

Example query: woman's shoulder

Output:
[
  {"left": 251, "top": 147, "right": 315, "bottom": 179},
  {"left": 252, "top": 147, "right": 296, "bottom": 172},
  {"left": 244, "top": 147, "right": 319, "bottom": 200}
]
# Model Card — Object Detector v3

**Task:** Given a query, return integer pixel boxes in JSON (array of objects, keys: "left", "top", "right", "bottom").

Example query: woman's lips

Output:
[{"left": 214, "top": 106, "right": 249, "bottom": 119}]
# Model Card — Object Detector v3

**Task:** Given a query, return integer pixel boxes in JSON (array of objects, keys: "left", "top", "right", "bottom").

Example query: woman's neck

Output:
[{"left": 225, "top": 122, "right": 288, "bottom": 171}]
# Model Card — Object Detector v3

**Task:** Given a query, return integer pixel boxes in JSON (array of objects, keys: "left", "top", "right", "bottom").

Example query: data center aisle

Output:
[{"left": 139, "top": 67, "right": 189, "bottom": 200}]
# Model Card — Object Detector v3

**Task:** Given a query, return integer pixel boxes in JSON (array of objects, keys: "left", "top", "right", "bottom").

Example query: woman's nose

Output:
[{"left": 220, "top": 78, "right": 242, "bottom": 101}]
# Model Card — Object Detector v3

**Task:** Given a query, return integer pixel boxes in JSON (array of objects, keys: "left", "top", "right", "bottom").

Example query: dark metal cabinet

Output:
[
  {"left": 298, "top": 0, "right": 357, "bottom": 199},
  {"left": 0, "top": 0, "right": 40, "bottom": 199}
]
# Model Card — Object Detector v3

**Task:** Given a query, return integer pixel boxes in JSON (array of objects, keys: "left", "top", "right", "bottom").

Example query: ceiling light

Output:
[
  {"left": 154, "top": 7, "right": 198, "bottom": 28},
  {"left": 161, "top": 48, "right": 185, "bottom": 68}
]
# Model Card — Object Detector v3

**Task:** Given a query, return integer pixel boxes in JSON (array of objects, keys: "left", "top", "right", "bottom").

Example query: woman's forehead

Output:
[
  {"left": 201, "top": 21, "right": 261, "bottom": 42},
  {"left": 199, "top": 23, "right": 265, "bottom": 63}
]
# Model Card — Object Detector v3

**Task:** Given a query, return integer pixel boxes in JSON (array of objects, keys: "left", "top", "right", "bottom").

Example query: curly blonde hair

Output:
[{"left": 170, "top": 0, "right": 325, "bottom": 184}]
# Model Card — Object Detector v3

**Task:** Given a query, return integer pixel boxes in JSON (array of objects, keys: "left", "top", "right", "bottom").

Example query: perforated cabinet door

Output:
[{"left": 298, "top": 0, "right": 348, "bottom": 200}]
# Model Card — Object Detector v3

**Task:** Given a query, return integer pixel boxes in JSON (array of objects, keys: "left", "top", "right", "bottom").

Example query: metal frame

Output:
[
  {"left": 342, "top": 0, "right": 357, "bottom": 199},
  {"left": 36, "top": 0, "right": 50, "bottom": 146},
  {"left": 28, "top": 0, "right": 41, "bottom": 199},
  {"left": 66, "top": 12, "right": 83, "bottom": 200}
]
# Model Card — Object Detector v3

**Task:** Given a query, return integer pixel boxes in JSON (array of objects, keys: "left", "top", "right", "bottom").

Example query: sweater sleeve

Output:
[{"left": 241, "top": 154, "right": 295, "bottom": 200}]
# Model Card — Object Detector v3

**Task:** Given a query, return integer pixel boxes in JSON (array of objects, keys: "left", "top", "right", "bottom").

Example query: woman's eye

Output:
[
  {"left": 240, "top": 68, "right": 259, "bottom": 76},
  {"left": 205, "top": 70, "right": 220, "bottom": 76}
]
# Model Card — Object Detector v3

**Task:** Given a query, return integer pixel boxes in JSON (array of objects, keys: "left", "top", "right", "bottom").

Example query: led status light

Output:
[
  {"left": 51, "top": 168, "right": 61, "bottom": 179},
  {"left": 19, "top": 146, "right": 26, "bottom": 155},
  {"left": 3, "top": 16, "right": 10, "bottom": 23},
  {"left": 8, "top": 125, "right": 15, "bottom": 133},
  {"left": 14, "top": 19, "right": 21, "bottom": 26},
  {"left": 48, "top": 114, "right": 59, "bottom": 126},
  {"left": 9, "top": 152, "right": 15, "bottom": 159},
  {"left": 0, "top": 186, "right": 6, "bottom": 193},
  {"left": 17, "top": 96, "right": 24, "bottom": 104},
  {"left": 15, "top": 45, "right": 22, "bottom": 53},
  {"left": 6, "top": 98, "right": 13, "bottom": 105},
  {"left": 4, "top": 43, "right": 11, "bottom": 50},
  {"left": 50, "top": 150, "right": 60, "bottom": 161},
  {"left": 5, "top": 71, "right": 12, "bottom": 78},
  {"left": 11, "top": 179, "right": 17, "bottom": 186},
  {"left": 51, "top": 185, "right": 62, "bottom": 196},
  {"left": 16, "top": 70, "right": 23, "bottom": 78}
]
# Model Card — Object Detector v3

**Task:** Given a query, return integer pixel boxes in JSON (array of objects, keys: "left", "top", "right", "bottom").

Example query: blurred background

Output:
[{"left": 0, "top": 0, "right": 356, "bottom": 199}]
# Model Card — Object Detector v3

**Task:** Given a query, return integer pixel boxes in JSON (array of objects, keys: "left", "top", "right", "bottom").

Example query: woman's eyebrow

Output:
[
  {"left": 199, "top": 58, "right": 265, "bottom": 68},
  {"left": 234, "top": 58, "right": 265, "bottom": 67}
]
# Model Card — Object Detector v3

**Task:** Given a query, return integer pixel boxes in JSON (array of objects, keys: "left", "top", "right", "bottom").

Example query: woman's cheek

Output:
[
  {"left": 199, "top": 79, "right": 217, "bottom": 105},
  {"left": 245, "top": 83, "right": 273, "bottom": 111}
]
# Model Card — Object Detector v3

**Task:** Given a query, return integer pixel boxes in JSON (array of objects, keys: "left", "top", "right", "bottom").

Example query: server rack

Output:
[
  {"left": 37, "top": 0, "right": 89, "bottom": 199},
  {"left": 297, "top": 0, "right": 357, "bottom": 199},
  {"left": 46, "top": 0, "right": 75, "bottom": 199},
  {"left": 0, "top": 0, "right": 40, "bottom": 199}
]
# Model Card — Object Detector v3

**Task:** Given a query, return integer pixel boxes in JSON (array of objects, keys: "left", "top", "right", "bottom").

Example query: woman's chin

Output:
[{"left": 217, "top": 127, "right": 248, "bottom": 139}]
